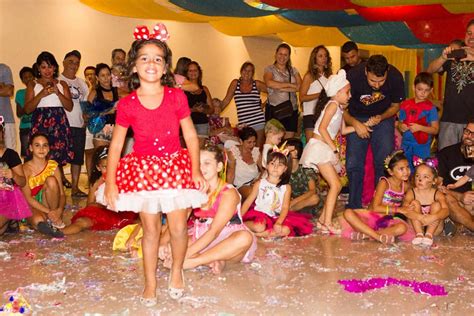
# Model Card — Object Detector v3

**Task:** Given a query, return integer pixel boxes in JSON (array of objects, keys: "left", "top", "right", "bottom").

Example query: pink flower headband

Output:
[
  {"left": 413, "top": 156, "right": 438, "bottom": 170},
  {"left": 133, "top": 23, "right": 170, "bottom": 42}
]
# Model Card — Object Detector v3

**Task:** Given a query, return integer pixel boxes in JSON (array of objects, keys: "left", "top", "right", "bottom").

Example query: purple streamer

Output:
[{"left": 338, "top": 277, "right": 448, "bottom": 296}]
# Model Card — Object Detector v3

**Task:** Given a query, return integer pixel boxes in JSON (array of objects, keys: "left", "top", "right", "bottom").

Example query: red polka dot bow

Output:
[{"left": 133, "top": 23, "right": 170, "bottom": 42}]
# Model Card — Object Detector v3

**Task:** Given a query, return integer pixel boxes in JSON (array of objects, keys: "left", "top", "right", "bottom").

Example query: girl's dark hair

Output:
[
  {"left": 126, "top": 39, "right": 175, "bottom": 90},
  {"left": 307, "top": 45, "right": 333, "bottom": 80},
  {"left": 267, "top": 151, "right": 292, "bottom": 187},
  {"left": 274, "top": 43, "right": 293, "bottom": 71},
  {"left": 313, "top": 88, "right": 330, "bottom": 123},
  {"left": 95, "top": 63, "right": 111, "bottom": 76},
  {"left": 19, "top": 67, "right": 34, "bottom": 80},
  {"left": 238, "top": 127, "right": 257, "bottom": 141},
  {"left": 285, "top": 138, "right": 303, "bottom": 159},
  {"left": 29, "top": 133, "right": 49, "bottom": 145},
  {"left": 90, "top": 146, "right": 107, "bottom": 185},
  {"left": 384, "top": 150, "right": 408, "bottom": 176},
  {"left": 36, "top": 51, "right": 59, "bottom": 78},
  {"left": 174, "top": 57, "right": 191, "bottom": 75},
  {"left": 240, "top": 62, "right": 255, "bottom": 77},
  {"left": 186, "top": 61, "right": 203, "bottom": 89}
]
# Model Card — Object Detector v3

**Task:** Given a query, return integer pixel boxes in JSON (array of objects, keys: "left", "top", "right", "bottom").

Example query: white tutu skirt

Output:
[
  {"left": 96, "top": 185, "right": 207, "bottom": 214},
  {"left": 300, "top": 138, "right": 342, "bottom": 173}
]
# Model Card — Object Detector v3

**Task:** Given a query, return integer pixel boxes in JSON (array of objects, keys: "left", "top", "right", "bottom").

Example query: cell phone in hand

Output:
[{"left": 447, "top": 49, "right": 467, "bottom": 60}]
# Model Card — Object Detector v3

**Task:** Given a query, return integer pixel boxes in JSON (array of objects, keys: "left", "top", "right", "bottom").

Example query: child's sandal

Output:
[
  {"left": 350, "top": 231, "right": 367, "bottom": 241},
  {"left": 379, "top": 234, "right": 395, "bottom": 245},
  {"left": 412, "top": 233, "right": 424, "bottom": 245},
  {"left": 421, "top": 232, "right": 434, "bottom": 247}
]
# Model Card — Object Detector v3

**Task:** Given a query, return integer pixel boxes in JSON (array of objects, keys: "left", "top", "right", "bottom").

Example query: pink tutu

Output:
[
  {"left": 243, "top": 208, "right": 313, "bottom": 237},
  {"left": 0, "top": 186, "right": 32, "bottom": 220},
  {"left": 339, "top": 210, "right": 415, "bottom": 242},
  {"left": 191, "top": 220, "right": 257, "bottom": 263}
]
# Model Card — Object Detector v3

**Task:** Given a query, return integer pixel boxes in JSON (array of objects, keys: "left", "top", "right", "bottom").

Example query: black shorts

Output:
[
  {"left": 70, "top": 127, "right": 86, "bottom": 165},
  {"left": 303, "top": 115, "right": 315, "bottom": 130},
  {"left": 265, "top": 107, "right": 298, "bottom": 132}
]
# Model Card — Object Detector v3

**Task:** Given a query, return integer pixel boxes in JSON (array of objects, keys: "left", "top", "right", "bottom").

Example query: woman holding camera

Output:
[{"left": 24, "top": 52, "right": 74, "bottom": 166}]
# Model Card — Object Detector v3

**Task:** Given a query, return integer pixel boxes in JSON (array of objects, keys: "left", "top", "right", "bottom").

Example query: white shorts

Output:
[{"left": 300, "top": 138, "right": 341, "bottom": 173}]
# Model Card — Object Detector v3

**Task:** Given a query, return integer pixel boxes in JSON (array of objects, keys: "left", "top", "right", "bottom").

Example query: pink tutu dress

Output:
[
  {"left": 191, "top": 184, "right": 257, "bottom": 263},
  {"left": 242, "top": 179, "right": 313, "bottom": 237},
  {"left": 96, "top": 87, "right": 207, "bottom": 213},
  {"left": 0, "top": 148, "right": 31, "bottom": 220},
  {"left": 340, "top": 177, "right": 415, "bottom": 242}
]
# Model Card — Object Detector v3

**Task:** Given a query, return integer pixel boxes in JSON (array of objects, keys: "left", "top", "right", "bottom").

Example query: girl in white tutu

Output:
[
  {"left": 99, "top": 23, "right": 208, "bottom": 306},
  {"left": 300, "top": 70, "right": 357, "bottom": 234}
]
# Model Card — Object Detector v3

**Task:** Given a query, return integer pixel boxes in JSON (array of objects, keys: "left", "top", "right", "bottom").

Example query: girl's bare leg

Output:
[
  {"left": 317, "top": 163, "right": 342, "bottom": 226},
  {"left": 166, "top": 209, "right": 188, "bottom": 290},
  {"left": 139, "top": 212, "right": 162, "bottom": 299},
  {"left": 62, "top": 217, "right": 93, "bottom": 235}
]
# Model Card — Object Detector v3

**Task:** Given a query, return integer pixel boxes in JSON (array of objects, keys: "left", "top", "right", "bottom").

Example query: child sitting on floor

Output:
[
  {"left": 62, "top": 146, "right": 137, "bottom": 234},
  {"left": 406, "top": 157, "right": 449, "bottom": 247},
  {"left": 241, "top": 149, "right": 313, "bottom": 237},
  {"left": 22, "top": 133, "right": 65, "bottom": 237},
  {"left": 341, "top": 150, "right": 415, "bottom": 244},
  {"left": 261, "top": 119, "right": 285, "bottom": 168}
]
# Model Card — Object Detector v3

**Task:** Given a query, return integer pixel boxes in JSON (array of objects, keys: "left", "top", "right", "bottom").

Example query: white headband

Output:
[{"left": 324, "top": 69, "right": 349, "bottom": 97}]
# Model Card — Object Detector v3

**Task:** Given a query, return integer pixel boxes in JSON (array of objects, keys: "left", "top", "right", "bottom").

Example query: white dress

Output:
[{"left": 300, "top": 100, "right": 343, "bottom": 173}]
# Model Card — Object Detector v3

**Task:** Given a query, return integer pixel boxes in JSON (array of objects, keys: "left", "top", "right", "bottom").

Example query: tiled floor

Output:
[{"left": 1, "top": 175, "right": 473, "bottom": 315}]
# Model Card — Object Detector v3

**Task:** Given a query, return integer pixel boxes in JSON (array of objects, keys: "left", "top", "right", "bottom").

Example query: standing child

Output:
[
  {"left": 300, "top": 69, "right": 355, "bottom": 234},
  {"left": 261, "top": 119, "right": 285, "bottom": 168},
  {"left": 341, "top": 150, "right": 415, "bottom": 243},
  {"left": 22, "top": 133, "right": 65, "bottom": 237},
  {"left": 241, "top": 150, "right": 313, "bottom": 237},
  {"left": 62, "top": 146, "right": 137, "bottom": 234},
  {"left": 398, "top": 72, "right": 439, "bottom": 170},
  {"left": 98, "top": 23, "right": 207, "bottom": 306},
  {"left": 405, "top": 157, "right": 449, "bottom": 246},
  {"left": 0, "top": 116, "right": 31, "bottom": 235}
]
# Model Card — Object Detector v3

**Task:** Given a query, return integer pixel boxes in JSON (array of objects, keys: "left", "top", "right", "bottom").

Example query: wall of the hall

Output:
[{"left": 0, "top": 0, "right": 341, "bottom": 128}]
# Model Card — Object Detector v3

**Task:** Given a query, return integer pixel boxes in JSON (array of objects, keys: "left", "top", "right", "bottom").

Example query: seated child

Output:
[
  {"left": 286, "top": 138, "right": 321, "bottom": 214},
  {"left": 241, "top": 150, "right": 313, "bottom": 237},
  {"left": 341, "top": 150, "right": 415, "bottom": 244},
  {"left": 407, "top": 157, "right": 449, "bottom": 247},
  {"left": 398, "top": 72, "right": 438, "bottom": 170},
  {"left": 208, "top": 98, "right": 233, "bottom": 146},
  {"left": 261, "top": 119, "right": 285, "bottom": 169},
  {"left": 22, "top": 133, "right": 65, "bottom": 237},
  {"left": 62, "top": 146, "right": 137, "bottom": 234},
  {"left": 0, "top": 116, "right": 31, "bottom": 235}
]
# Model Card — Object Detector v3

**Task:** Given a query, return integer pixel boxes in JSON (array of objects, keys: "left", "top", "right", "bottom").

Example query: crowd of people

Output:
[{"left": 0, "top": 20, "right": 473, "bottom": 306}]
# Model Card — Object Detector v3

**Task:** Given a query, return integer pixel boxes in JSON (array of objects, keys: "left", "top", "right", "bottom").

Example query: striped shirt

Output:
[{"left": 234, "top": 80, "right": 265, "bottom": 128}]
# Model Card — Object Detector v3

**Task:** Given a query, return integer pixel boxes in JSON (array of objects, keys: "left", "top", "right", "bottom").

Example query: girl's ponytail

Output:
[{"left": 313, "top": 88, "right": 330, "bottom": 123}]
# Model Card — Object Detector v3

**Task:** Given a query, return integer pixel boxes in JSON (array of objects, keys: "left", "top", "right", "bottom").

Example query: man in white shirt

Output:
[{"left": 59, "top": 50, "right": 89, "bottom": 197}]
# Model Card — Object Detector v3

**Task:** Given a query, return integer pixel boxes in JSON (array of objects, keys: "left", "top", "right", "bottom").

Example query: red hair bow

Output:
[
  {"left": 133, "top": 23, "right": 170, "bottom": 42},
  {"left": 413, "top": 155, "right": 438, "bottom": 170}
]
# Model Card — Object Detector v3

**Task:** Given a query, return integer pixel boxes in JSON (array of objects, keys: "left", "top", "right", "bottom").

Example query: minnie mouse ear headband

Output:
[
  {"left": 325, "top": 69, "right": 349, "bottom": 97},
  {"left": 133, "top": 23, "right": 170, "bottom": 42},
  {"left": 413, "top": 156, "right": 438, "bottom": 170}
]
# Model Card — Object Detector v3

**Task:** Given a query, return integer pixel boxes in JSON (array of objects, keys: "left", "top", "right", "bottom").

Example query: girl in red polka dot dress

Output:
[{"left": 97, "top": 23, "right": 208, "bottom": 306}]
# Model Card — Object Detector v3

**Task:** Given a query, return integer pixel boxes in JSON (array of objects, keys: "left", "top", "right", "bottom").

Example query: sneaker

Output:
[
  {"left": 37, "top": 221, "right": 64, "bottom": 238},
  {"left": 443, "top": 218, "right": 456, "bottom": 237},
  {"left": 412, "top": 234, "right": 424, "bottom": 245}
]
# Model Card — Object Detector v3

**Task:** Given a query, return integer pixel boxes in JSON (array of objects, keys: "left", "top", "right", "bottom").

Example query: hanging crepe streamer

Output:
[{"left": 338, "top": 277, "right": 448, "bottom": 296}]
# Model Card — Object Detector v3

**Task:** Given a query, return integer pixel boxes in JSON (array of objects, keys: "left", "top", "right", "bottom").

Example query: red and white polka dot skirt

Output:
[{"left": 96, "top": 149, "right": 207, "bottom": 214}]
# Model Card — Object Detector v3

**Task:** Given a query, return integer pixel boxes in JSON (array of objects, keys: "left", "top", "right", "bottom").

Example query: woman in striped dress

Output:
[{"left": 221, "top": 62, "right": 267, "bottom": 147}]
